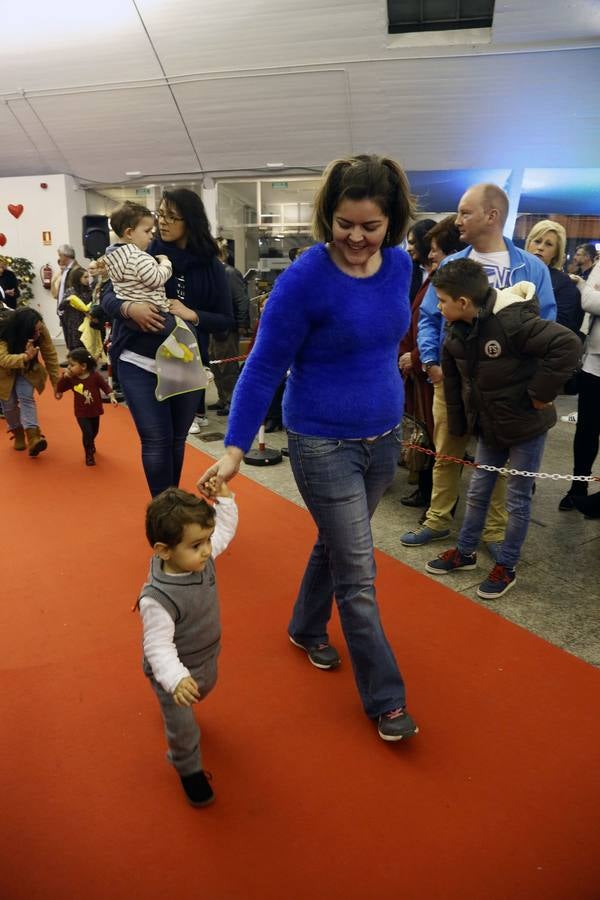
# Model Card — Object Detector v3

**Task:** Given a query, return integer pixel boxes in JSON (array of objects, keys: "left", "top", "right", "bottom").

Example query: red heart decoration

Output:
[
  {"left": 8, "top": 204, "right": 24, "bottom": 219},
  {"left": 0, "top": 233, "right": 6, "bottom": 247}
]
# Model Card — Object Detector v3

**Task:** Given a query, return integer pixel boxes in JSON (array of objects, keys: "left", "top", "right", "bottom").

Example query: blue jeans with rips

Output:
[
  {"left": 457, "top": 432, "right": 547, "bottom": 570},
  {"left": 287, "top": 428, "right": 407, "bottom": 718},
  {"left": 1, "top": 375, "right": 38, "bottom": 430},
  {"left": 118, "top": 360, "right": 201, "bottom": 497}
]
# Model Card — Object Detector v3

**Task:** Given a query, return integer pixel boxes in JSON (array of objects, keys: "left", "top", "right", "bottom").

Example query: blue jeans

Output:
[
  {"left": 1, "top": 375, "right": 38, "bottom": 430},
  {"left": 457, "top": 433, "right": 547, "bottom": 570},
  {"left": 118, "top": 361, "right": 201, "bottom": 497},
  {"left": 287, "top": 428, "right": 406, "bottom": 718}
]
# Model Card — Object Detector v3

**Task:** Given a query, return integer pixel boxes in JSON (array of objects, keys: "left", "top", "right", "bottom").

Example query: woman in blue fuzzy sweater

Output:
[{"left": 199, "top": 155, "right": 420, "bottom": 743}]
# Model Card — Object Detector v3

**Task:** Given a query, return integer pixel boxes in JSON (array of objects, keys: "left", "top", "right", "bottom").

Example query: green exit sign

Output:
[
  {"left": 271, "top": 181, "right": 288, "bottom": 189},
  {"left": 135, "top": 187, "right": 151, "bottom": 196}
]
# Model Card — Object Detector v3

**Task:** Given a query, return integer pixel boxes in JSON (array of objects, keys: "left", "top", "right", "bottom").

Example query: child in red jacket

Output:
[{"left": 56, "top": 347, "right": 117, "bottom": 465}]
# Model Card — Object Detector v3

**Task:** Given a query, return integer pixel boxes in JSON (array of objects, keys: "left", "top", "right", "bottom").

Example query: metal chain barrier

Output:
[{"left": 401, "top": 443, "right": 600, "bottom": 484}]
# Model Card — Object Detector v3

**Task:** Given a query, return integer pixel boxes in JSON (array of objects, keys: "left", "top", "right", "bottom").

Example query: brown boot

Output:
[
  {"left": 25, "top": 426, "right": 48, "bottom": 457},
  {"left": 11, "top": 426, "right": 26, "bottom": 451}
]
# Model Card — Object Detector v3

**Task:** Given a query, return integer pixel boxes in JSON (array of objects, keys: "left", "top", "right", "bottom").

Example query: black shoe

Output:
[
  {"left": 264, "top": 419, "right": 282, "bottom": 433},
  {"left": 288, "top": 634, "right": 341, "bottom": 670},
  {"left": 207, "top": 401, "right": 225, "bottom": 411},
  {"left": 559, "top": 493, "right": 576, "bottom": 511},
  {"left": 400, "top": 488, "right": 430, "bottom": 508},
  {"left": 85, "top": 450, "right": 96, "bottom": 466},
  {"left": 179, "top": 770, "right": 215, "bottom": 808},
  {"left": 216, "top": 404, "right": 230, "bottom": 417},
  {"left": 377, "top": 708, "right": 419, "bottom": 742},
  {"left": 571, "top": 492, "right": 600, "bottom": 519}
]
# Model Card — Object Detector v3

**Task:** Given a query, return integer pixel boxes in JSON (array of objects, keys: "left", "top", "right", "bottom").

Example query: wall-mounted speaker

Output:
[{"left": 82, "top": 215, "right": 110, "bottom": 259}]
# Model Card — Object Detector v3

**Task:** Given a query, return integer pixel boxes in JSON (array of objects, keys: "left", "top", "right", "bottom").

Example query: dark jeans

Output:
[
  {"left": 287, "top": 428, "right": 406, "bottom": 718},
  {"left": 118, "top": 361, "right": 201, "bottom": 497},
  {"left": 570, "top": 370, "right": 600, "bottom": 496},
  {"left": 76, "top": 416, "right": 99, "bottom": 450}
]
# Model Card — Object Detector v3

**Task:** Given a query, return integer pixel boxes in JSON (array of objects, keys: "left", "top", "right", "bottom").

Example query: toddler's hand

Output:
[
  {"left": 156, "top": 254, "right": 169, "bottom": 264},
  {"left": 173, "top": 676, "right": 201, "bottom": 707},
  {"left": 55, "top": 391, "right": 62, "bottom": 400},
  {"left": 109, "top": 394, "right": 119, "bottom": 406}
]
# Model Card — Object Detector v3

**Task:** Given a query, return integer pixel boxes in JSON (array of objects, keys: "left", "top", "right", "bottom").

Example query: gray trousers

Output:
[{"left": 147, "top": 651, "right": 219, "bottom": 776}]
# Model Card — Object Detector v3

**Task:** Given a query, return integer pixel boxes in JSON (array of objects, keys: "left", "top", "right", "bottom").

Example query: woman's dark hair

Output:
[
  {"left": 146, "top": 486, "right": 216, "bottom": 547},
  {"left": 426, "top": 215, "right": 467, "bottom": 257},
  {"left": 67, "top": 347, "right": 97, "bottom": 371},
  {"left": 161, "top": 189, "right": 219, "bottom": 258},
  {"left": 0, "top": 307, "right": 43, "bottom": 353},
  {"left": 408, "top": 218, "right": 436, "bottom": 266},
  {"left": 312, "top": 154, "right": 417, "bottom": 246}
]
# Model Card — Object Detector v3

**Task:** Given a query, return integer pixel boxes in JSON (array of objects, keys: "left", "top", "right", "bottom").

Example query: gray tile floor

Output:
[{"left": 191, "top": 388, "right": 600, "bottom": 668}]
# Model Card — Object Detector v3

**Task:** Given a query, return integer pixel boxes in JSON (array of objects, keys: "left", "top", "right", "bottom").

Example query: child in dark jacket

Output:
[
  {"left": 424, "top": 258, "right": 580, "bottom": 599},
  {"left": 55, "top": 347, "right": 117, "bottom": 465}
]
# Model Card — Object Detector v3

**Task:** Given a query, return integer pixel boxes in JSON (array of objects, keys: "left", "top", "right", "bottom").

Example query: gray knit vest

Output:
[{"left": 139, "top": 555, "right": 221, "bottom": 675}]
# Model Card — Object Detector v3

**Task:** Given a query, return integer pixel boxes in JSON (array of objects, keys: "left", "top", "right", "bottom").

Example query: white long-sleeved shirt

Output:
[
  {"left": 104, "top": 243, "right": 172, "bottom": 310},
  {"left": 139, "top": 496, "right": 238, "bottom": 692}
]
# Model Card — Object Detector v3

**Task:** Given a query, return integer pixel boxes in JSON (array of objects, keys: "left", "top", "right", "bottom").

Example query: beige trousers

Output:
[{"left": 424, "top": 382, "right": 507, "bottom": 543}]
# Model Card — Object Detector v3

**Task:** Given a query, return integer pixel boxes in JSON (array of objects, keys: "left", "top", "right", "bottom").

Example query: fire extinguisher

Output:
[{"left": 40, "top": 263, "right": 53, "bottom": 290}]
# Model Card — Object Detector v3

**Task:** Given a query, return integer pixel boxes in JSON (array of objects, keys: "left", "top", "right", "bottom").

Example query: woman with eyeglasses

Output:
[{"left": 101, "top": 188, "right": 234, "bottom": 496}]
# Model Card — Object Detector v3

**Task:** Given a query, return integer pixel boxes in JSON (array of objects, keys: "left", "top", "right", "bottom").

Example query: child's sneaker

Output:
[
  {"left": 179, "top": 770, "right": 214, "bottom": 808},
  {"left": 425, "top": 547, "right": 477, "bottom": 575},
  {"left": 476, "top": 564, "right": 516, "bottom": 599}
]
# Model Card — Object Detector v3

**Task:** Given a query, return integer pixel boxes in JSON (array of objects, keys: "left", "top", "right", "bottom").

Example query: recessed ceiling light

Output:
[
  {"left": 266, "top": 162, "right": 285, "bottom": 168},
  {"left": 126, "top": 170, "right": 141, "bottom": 176}
]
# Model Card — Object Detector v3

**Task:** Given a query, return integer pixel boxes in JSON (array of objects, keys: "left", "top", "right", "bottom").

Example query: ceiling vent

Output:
[{"left": 387, "top": 0, "right": 495, "bottom": 34}]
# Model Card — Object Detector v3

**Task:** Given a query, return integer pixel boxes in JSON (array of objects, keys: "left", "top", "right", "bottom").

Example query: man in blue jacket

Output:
[{"left": 401, "top": 183, "right": 556, "bottom": 551}]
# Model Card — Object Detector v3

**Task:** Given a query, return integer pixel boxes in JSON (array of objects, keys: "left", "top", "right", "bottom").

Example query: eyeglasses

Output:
[{"left": 156, "top": 211, "right": 184, "bottom": 224}]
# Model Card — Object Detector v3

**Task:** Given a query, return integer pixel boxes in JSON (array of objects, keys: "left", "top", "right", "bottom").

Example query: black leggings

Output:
[
  {"left": 76, "top": 416, "right": 100, "bottom": 451},
  {"left": 571, "top": 370, "right": 600, "bottom": 494}
]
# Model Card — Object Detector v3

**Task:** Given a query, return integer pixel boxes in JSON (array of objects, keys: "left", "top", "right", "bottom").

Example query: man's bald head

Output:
[{"left": 456, "top": 183, "right": 510, "bottom": 249}]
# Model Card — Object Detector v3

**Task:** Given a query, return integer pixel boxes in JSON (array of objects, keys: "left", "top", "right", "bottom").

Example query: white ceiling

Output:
[{"left": 1, "top": 0, "right": 599, "bottom": 186}]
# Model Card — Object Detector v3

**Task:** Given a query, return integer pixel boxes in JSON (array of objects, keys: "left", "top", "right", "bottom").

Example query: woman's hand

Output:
[
  {"left": 127, "top": 301, "right": 166, "bottom": 332},
  {"left": 569, "top": 274, "right": 583, "bottom": 286},
  {"left": 399, "top": 352, "right": 413, "bottom": 374},
  {"left": 168, "top": 299, "right": 198, "bottom": 324},
  {"left": 24, "top": 340, "right": 38, "bottom": 360},
  {"left": 197, "top": 447, "right": 244, "bottom": 495},
  {"left": 532, "top": 398, "right": 553, "bottom": 410},
  {"left": 55, "top": 391, "right": 62, "bottom": 400}
]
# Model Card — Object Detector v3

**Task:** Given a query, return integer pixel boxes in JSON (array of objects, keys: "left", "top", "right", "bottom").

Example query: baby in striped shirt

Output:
[{"left": 90, "top": 201, "right": 172, "bottom": 314}]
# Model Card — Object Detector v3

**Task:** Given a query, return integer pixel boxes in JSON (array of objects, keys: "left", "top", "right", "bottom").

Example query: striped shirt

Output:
[{"left": 104, "top": 243, "right": 172, "bottom": 310}]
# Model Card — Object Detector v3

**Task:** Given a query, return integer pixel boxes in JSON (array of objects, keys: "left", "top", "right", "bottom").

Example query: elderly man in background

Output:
[{"left": 52, "top": 244, "right": 83, "bottom": 356}]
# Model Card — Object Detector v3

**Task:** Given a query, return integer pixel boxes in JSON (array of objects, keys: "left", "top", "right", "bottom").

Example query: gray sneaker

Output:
[
  {"left": 400, "top": 525, "right": 450, "bottom": 547},
  {"left": 288, "top": 634, "right": 341, "bottom": 670},
  {"left": 377, "top": 708, "right": 419, "bottom": 742}
]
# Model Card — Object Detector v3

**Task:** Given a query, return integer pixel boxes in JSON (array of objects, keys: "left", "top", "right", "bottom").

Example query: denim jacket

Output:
[{"left": 417, "top": 238, "right": 556, "bottom": 367}]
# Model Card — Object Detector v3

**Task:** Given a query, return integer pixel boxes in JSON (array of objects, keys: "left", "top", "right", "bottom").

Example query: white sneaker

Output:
[
  {"left": 560, "top": 412, "right": 578, "bottom": 424},
  {"left": 195, "top": 416, "right": 209, "bottom": 427}
]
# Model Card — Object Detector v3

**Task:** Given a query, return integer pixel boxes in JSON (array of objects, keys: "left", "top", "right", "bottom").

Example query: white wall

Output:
[{"left": 0, "top": 174, "right": 86, "bottom": 335}]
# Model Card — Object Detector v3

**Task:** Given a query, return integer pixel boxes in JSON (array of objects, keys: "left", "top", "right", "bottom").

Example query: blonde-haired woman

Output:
[
  {"left": 525, "top": 220, "right": 583, "bottom": 334},
  {"left": 199, "top": 154, "right": 420, "bottom": 742}
]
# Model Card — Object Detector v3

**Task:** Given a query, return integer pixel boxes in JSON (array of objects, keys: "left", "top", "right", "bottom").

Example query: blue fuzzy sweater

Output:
[{"left": 225, "top": 243, "right": 412, "bottom": 452}]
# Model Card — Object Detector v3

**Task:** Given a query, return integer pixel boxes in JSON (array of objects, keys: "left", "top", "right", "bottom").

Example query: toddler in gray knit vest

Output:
[{"left": 136, "top": 483, "right": 238, "bottom": 808}]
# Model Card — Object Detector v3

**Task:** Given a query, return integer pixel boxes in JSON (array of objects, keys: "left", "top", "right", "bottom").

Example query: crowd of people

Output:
[{"left": 1, "top": 163, "right": 599, "bottom": 808}]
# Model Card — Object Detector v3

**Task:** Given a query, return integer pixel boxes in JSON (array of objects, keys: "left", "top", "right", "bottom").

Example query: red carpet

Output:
[{"left": 2, "top": 391, "right": 600, "bottom": 900}]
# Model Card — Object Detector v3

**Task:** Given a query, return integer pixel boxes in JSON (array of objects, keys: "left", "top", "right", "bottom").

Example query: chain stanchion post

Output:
[{"left": 243, "top": 424, "right": 283, "bottom": 467}]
